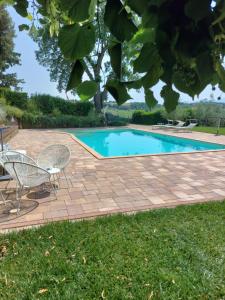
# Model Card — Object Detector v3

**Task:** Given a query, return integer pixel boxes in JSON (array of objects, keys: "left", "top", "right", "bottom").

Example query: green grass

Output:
[
  {"left": 106, "top": 108, "right": 135, "bottom": 119},
  {"left": 193, "top": 126, "right": 225, "bottom": 135},
  {"left": 1, "top": 201, "right": 225, "bottom": 299}
]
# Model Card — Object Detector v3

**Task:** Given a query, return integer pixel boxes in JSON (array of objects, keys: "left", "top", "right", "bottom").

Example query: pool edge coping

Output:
[{"left": 47, "top": 127, "right": 225, "bottom": 160}]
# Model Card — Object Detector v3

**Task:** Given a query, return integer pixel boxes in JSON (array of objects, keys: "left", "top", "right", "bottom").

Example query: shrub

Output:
[
  {"left": 131, "top": 110, "right": 166, "bottom": 125},
  {"left": 0, "top": 96, "right": 6, "bottom": 106},
  {"left": 31, "top": 94, "right": 55, "bottom": 114},
  {"left": 26, "top": 99, "right": 40, "bottom": 114},
  {"left": 0, "top": 97, "right": 7, "bottom": 124},
  {"left": 5, "top": 105, "right": 24, "bottom": 128},
  {"left": 73, "top": 101, "right": 94, "bottom": 116},
  {"left": 0, "top": 88, "right": 28, "bottom": 109},
  {"left": 31, "top": 94, "right": 94, "bottom": 116},
  {"left": 21, "top": 112, "right": 104, "bottom": 129},
  {"left": 52, "top": 108, "right": 61, "bottom": 117},
  {"left": 161, "top": 103, "right": 225, "bottom": 126},
  {"left": 5, "top": 105, "right": 23, "bottom": 120},
  {"left": 105, "top": 112, "right": 128, "bottom": 126}
]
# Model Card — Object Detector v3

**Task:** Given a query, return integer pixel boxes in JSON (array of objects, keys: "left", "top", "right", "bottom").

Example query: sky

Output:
[{"left": 8, "top": 6, "right": 223, "bottom": 104}]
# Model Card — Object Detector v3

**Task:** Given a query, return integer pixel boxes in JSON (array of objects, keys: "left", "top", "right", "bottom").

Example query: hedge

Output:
[
  {"left": 0, "top": 90, "right": 94, "bottom": 117},
  {"left": 131, "top": 110, "right": 166, "bottom": 125},
  {"left": 21, "top": 113, "right": 105, "bottom": 129},
  {"left": 0, "top": 88, "right": 28, "bottom": 109},
  {"left": 31, "top": 94, "right": 93, "bottom": 116},
  {"left": 105, "top": 112, "right": 128, "bottom": 126}
]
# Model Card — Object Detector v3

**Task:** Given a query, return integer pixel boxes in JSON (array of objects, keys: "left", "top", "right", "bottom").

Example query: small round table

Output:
[{"left": 46, "top": 167, "right": 61, "bottom": 190}]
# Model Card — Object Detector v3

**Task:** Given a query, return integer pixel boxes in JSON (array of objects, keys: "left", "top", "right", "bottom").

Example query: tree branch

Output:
[
  {"left": 82, "top": 58, "right": 94, "bottom": 80},
  {"left": 94, "top": 45, "right": 107, "bottom": 77}
]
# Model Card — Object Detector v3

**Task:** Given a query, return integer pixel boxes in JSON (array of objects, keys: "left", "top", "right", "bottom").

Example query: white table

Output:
[
  {"left": 46, "top": 167, "right": 61, "bottom": 190},
  {"left": 4, "top": 150, "right": 27, "bottom": 163}
]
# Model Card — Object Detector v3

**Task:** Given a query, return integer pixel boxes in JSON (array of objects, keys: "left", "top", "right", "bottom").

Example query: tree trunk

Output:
[
  {"left": 93, "top": 85, "right": 102, "bottom": 113},
  {"left": 100, "top": 89, "right": 108, "bottom": 107},
  {"left": 92, "top": 45, "right": 107, "bottom": 113}
]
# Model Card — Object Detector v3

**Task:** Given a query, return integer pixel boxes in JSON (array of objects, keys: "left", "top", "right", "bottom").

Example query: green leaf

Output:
[
  {"left": 104, "top": 0, "right": 137, "bottom": 42},
  {"left": 14, "top": 0, "right": 28, "bottom": 17},
  {"left": 77, "top": 81, "right": 98, "bottom": 101},
  {"left": 39, "top": 18, "right": 47, "bottom": 25},
  {"left": 142, "top": 11, "right": 158, "bottom": 28},
  {"left": 49, "top": 20, "right": 60, "bottom": 37},
  {"left": 142, "top": 64, "right": 163, "bottom": 89},
  {"left": 215, "top": 62, "right": 225, "bottom": 92},
  {"left": 128, "top": 0, "right": 166, "bottom": 20},
  {"left": 26, "top": 13, "right": 33, "bottom": 21},
  {"left": 196, "top": 51, "right": 213, "bottom": 85},
  {"left": 125, "top": 80, "right": 143, "bottom": 90},
  {"left": 106, "top": 80, "right": 131, "bottom": 105},
  {"left": 185, "top": 0, "right": 211, "bottom": 21},
  {"left": 145, "top": 89, "right": 157, "bottom": 110},
  {"left": 18, "top": 24, "right": 29, "bottom": 31},
  {"left": 29, "top": 23, "right": 37, "bottom": 36},
  {"left": 160, "top": 85, "right": 179, "bottom": 113},
  {"left": 149, "top": 0, "right": 167, "bottom": 6},
  {"left": 131, "top": 28, "right": 155, "bottom": 44},
  {"left": 55, "top": 0, "right": 71, "bottom": 10},
  {"left": 108, "top": 43, "right": 122, "bottom": 79},
  {"left": 212, "top": 1, "right": 225, "bottom": 25},
  {"left": 133, "top": 43, "right": 161, "bottom": 73},
  {"left": 173, "top": 69, "right": 205, "bottom": 97},
  {"left": 172, "top": 70, "right": 193, "bottom": 97},
  {"left": 69, "top": 0, "right": 93, "bottom": 22},
  {"left": 58, "top": 24, "right": 95, "bottom": 60},
  {"left": 126, "top": 0, "right": 149, "bottom": 15},
  {"left": 89, "top": 0, "right": 97, "bottom": 19},
  {"left": 66, "top": 60, "right": 84, "bottom": 92}
]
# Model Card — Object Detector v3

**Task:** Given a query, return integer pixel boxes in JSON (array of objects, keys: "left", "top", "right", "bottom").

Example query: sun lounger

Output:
[
  {"left": 152, "top": 120, "right": 185, "bottom": 130},
  {"left": 152, "top": 120, "right": 173, "bottom": 129},
  {"left": 172, "top": 123, "right": 197, "bottom": 132},
  {"left": 163, "top": 120, "right": 185, "bottom": 129}
]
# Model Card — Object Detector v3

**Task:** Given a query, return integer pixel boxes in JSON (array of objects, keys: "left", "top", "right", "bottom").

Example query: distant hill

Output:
[
  {"left": 106, "top": 101, "right": 153, "bottom": 111},
  {"left": 179, "top": 100, "right": 225, "bottom": 107},
  {"left": 106, "top": 100, "right": 225, "bottom": 111}
]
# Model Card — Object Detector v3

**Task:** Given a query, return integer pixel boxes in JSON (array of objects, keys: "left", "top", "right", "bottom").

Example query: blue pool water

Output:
[{"left": 66, "top": 129, "right": 225, "bottom": 157}]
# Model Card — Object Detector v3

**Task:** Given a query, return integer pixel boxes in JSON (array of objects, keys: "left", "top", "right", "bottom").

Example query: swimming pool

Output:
[{"left": 66, "top": 128, "right": 225, "bottom": 158}]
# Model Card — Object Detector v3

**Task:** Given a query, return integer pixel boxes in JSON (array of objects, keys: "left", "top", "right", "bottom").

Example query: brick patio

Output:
[{"left": 1, "top": 126, "right": 225, "bottom": 231}]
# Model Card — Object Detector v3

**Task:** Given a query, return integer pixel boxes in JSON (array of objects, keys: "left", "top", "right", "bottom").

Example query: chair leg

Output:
[
  {"left": 49, "top": 179, "right": 57, "bottom": 200},
  {"left": 63, "top": 169, "right": 70, "bottom": 188},
  {"left": 54, "top": 173, "right": 60, "bottom": 190},
  {"left": 5, "top": 179, "right": 10, "bottom": 190},
  {"left": 0, "top": 180, "right": 15, "bottom": 206},
  {"left": 0, "top": 190, "right": 6, "bottom": 206},
  {"left": 16, "top": 185, "right": 23, "bottom": 214}
]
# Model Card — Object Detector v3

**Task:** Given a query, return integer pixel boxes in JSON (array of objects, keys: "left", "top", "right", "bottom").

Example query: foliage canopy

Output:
[
  {"left": 0, "top": 4, "right": 23, "bottom": 89},
  {"left": 8, "top": 0, "right": 225, "bottom": 111},
  {"left": 32, "top": 4, "right": 138, "bottom": 112}
]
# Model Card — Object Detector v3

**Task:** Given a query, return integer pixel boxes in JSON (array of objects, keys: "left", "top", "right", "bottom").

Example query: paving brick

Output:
[{"left": 1, "top": 127, "right": 225, "bottom": 230}]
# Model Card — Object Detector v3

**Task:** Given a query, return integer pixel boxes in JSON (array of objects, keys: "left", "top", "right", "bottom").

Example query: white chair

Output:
[
  {"left": 4, "top": 161, "right": 52, "bottom": 213},
  {"left": 0, "top": 151, "right": 38, "bottom": 205},
  {"left": 0, "top": 150, "right": 36, "bottom": 165},
  {"left": 152, "top": 119, "right": 174, "bottom": 129},
  {"left": 152, "top": 120, "right": 185, "bottom": 130},
  {"left": 164, "top": 120, "right": 185, "bottom": 129},
  {"left": 37, "top": 144, "right": 71, "bottom": 187},
  {"left": 172, "top": 123, "right": 197, "bottom": 132}
]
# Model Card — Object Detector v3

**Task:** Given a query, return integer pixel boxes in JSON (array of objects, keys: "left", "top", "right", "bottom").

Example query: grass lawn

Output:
[
  {"left": 1, "top": 202, "right": 225, "bottom": 299},
  {"left": 193, "top": 126, "right": 225, "bottom": 135},
  {"left": 106, "top": 108, "right": 134, "bottom": 119}
]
